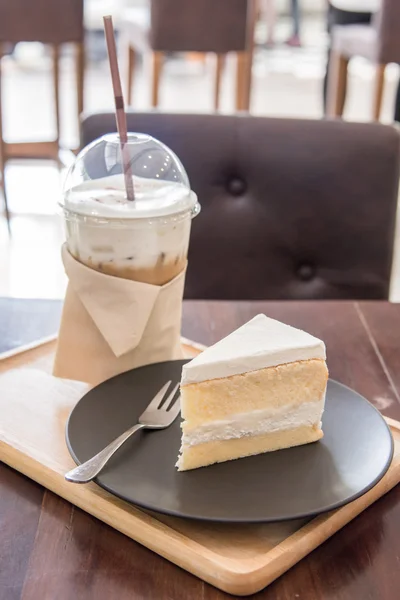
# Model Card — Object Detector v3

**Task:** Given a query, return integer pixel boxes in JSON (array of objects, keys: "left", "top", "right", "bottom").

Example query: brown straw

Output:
[{"left": 103, "top": 15, "right": 135, "bottom": 201}]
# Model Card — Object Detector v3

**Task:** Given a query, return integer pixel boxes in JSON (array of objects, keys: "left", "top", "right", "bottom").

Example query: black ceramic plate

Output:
[{"left": 66, "top": 360, "right": 394, "bottom": 523}]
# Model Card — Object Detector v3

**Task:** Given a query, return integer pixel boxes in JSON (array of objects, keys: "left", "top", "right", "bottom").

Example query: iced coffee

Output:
[{"left": 61, "top": 133, "right": 200, "bottom": 286}]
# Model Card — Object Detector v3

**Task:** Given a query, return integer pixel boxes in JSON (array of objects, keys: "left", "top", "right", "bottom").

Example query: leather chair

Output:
[
  {"left": 0, "top": 0, "right": 84, "bottom": 227},
  {"left": 81, "top": 111, "right": 400, "bottom": 300},
  {"left": 327, "top": 0, "right": 400, "bottom": 121},
  {"left": 120, "top": 0, "right": 256, "bottom": 111}
]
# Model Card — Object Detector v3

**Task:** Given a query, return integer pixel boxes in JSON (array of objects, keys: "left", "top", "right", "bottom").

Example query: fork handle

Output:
[{"left": 65, "top": 423, "right": 145, "bottom": 484}]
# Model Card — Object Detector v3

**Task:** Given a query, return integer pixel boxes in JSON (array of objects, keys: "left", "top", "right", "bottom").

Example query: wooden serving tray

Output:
[{"left": 1, "top": 340, "right": 400, "bottom": 597}]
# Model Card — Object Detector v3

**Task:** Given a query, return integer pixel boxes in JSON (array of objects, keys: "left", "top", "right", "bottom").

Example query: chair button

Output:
[
  {"left": 227, "top": 178, "right": 246, "bottom": 196},
  {"left": 297, "top": 264, "right": 315, "bottom": 281}
]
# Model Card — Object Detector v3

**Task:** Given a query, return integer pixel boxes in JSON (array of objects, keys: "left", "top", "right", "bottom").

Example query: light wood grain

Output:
[{"left": 0, "top": 342, "right": 399, "bottom": 596}]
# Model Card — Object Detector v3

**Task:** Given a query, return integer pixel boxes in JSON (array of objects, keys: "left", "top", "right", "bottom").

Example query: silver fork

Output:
[{"left": 65, "top": 380, "right": 181, "bottom": 484}]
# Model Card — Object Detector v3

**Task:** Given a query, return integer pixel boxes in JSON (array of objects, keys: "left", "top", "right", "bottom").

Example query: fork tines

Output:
[{"left": 146, "top": 380, "right": 180, "bottom": 412}]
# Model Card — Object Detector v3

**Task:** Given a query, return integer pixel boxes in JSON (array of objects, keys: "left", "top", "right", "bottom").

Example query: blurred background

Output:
[{"left": 0, "top": 0, "right": 399, "bottom": 300}]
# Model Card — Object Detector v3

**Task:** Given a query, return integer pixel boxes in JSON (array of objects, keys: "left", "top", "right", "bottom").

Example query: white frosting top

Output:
[
  {"left": 181, "top": 314, "right": 326, "bottom": 385},
  {"left": 63, "top": 174, "right": 198, "bottom": 219}
]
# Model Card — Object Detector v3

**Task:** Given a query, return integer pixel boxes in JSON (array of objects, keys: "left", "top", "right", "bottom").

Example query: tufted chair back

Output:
[{"left": 80, "top": 112, "right": 400, "bottom": 300}]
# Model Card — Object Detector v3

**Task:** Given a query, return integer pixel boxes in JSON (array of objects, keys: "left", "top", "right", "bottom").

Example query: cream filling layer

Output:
[{"left": 181, "top": 398, "right": 325, "bottom": 448}]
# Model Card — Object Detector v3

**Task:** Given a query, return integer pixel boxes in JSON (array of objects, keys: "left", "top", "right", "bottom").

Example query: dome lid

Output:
[{"left": 61, "top": 132, "right": 199, "bottom": 219}]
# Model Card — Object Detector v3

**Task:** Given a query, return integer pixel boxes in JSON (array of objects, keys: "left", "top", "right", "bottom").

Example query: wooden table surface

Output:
[{"left": 2, "top": 299, "right": 400, "bottom": 600}]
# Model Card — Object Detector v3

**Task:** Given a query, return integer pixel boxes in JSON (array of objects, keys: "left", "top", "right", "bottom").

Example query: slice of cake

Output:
[{"left": 177, "top": 314, "right": 328, "bottom": 471}]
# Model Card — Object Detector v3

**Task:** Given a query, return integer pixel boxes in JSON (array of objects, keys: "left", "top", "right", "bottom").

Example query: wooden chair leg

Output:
[
  {"left": 236, "top": 52, "right": 246, "bottom": 111},
  {"left": 236, "top": 0, "right": 256, "bottom": 111},
  {"left": 76, "top": 41, "right": 85, "bottom": 119},
  {"left": 151, "top": 52, "right": 163, "bottom": 108},
  {"left": 242, "top": 51, "right": 253, "bottom": 111},
  {"left": 236, "top": 51, "right": 253, "bottom": 111},
  {"left": 52, "top": 45, "right": 61, "bottom": 144},
  {"left": 327, "top": 51, "right": 349, "bottom": 118},
  {"left": 214, "top": 54, "right": 225, "bottom": 111},
  {"left": 0, "top": 44, "right": 10, "bottom": 230},
  {"left": 127, "top": 45, "right": 135, "bottom": 105},
  {"left": 373, "top": 63, "right": 386, "bottom": 122}
]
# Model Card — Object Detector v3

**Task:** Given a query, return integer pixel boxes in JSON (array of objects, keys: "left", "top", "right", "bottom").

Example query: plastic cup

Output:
[{"left": 60, "top": 133, "right": 200, "bottom": 285}]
